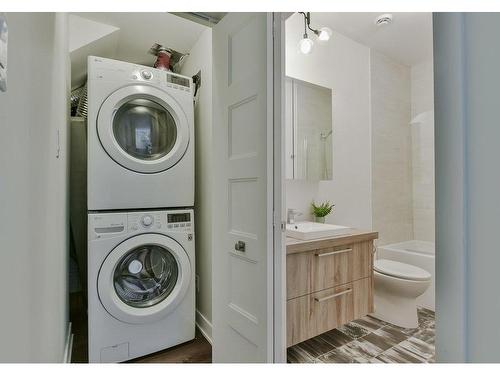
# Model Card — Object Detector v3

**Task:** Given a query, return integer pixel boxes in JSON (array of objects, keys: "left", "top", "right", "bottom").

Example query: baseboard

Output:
[
  {"left": 63, "top": 322, "right": 73, "bottom": 363},
  {"left": 195, "top": 310, "right": 213, "bottom": 345}
]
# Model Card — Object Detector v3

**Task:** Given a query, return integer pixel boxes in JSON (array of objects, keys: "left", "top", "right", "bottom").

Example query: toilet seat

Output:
[{"left": 374, "top": 259, "right": 431, "bottom": 281}]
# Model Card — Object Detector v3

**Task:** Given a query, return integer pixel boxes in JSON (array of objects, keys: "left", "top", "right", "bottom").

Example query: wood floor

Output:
[
  {"left": 70, "top": 292, "right": 212, "bottom": 363},
  {"left": 287, "top": 308, "right": 435, "bottom": 363}
]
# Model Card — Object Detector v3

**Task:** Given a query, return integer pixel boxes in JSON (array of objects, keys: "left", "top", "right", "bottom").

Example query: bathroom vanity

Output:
[{"left": 286, "top": 230, "right": 378, "bottom": 347}]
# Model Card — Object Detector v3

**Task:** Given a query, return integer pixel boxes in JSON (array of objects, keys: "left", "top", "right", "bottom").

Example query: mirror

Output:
[{"left": 285, "top": 76, "right": 332, "bottom": 181}]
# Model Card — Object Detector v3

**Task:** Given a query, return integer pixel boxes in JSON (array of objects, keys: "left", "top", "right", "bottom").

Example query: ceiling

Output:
[
  {"left": 70, "top": 13, "right": 208, "bottom": 88},
  {"left": 308, "top": 12, "right": 433, "bottom": 66}
]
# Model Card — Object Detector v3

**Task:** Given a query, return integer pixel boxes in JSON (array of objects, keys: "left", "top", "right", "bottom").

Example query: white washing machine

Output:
[
  {"left": 88, "top": 209, "right": 195, "bottom": 363},
  {"left": 87, "top": 56, "right": 194, "bottom": 210}
]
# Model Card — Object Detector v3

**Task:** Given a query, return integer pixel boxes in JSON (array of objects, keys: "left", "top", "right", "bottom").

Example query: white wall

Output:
[
  {"left": 69, "top": 13, "right": 207, "bottom": 89},
  {"left": 410, "top": 60, "right": 435, "bottom": 242},
  {"left": 0, "top": 13, "right": 70, "bottom": 362},
  {"left": 180, "top": 28, "right": 213, "bottom": 336},
  {"left": 370, "top": 50, "right": 413, "bottom": 245},
  {"left": 285, "top": 14, "right": 372, "bottom": 229}
]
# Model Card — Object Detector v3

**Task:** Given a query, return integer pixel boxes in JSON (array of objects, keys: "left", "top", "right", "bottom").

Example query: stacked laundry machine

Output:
[{"left": 86, "top": 56, "right": 195, "bottom": 363}]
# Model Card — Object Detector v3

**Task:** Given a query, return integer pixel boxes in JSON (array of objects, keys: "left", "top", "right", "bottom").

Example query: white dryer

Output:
[
  {"left": 88, "top": 209, "right": 195, "bottom": 363},
  {"left": 87, "top": 56, "right": 194, "bottom": 210}
]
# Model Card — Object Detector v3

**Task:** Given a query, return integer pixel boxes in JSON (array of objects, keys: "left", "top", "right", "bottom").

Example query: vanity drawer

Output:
[
  {"left": 286, "top": 277, "right": 373, "bottom": 347},
  {"left": 287, "top": 241, "right": 373, "bottom": 300}
]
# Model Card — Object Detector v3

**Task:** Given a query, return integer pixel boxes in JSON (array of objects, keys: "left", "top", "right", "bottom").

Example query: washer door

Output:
[
  {"left": 98, "top": 233, "right": 191, "bottom": 324},
  {"left": 97, "top": 85, "right": 190, "bottom": 174}
]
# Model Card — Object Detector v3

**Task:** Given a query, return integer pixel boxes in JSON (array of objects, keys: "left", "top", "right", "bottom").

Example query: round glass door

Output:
[
  {"left": 97, "top": 85, "right": 190, "bottom": 174},
  {"left": 113, "top": 99, "right": 177, "bottom": 161},
  {"left": 98, "top": 233, "right": 192, "bottom": 324},
  {"left": 113, "top": 244, "right": 179, "bottom": 308}
]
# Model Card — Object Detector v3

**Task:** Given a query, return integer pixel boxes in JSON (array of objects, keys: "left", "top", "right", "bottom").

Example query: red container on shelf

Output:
[{"left": 153, "top": 48, "right": 172, "bottom": 71}]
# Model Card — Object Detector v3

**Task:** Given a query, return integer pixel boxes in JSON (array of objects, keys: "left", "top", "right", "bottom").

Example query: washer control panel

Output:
[
  {"left": 89, "top": 209, "right": 194, "bottom": 240},
  {"left": 128, "top": 210, "right": 194, "bottom": 233},
  {"left": 89, "top": 213, "right": 127, "bottom": 240},
  {"left": 166, "top": 211, "right": 193, "bottom": 231},
  {"left": 128, "top": 212, "right": 164, "bottom": 232}
]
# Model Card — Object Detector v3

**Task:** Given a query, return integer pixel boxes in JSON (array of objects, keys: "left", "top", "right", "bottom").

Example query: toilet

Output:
[{"left": 372, "top": 259, "right": 431, "bottom": 328}]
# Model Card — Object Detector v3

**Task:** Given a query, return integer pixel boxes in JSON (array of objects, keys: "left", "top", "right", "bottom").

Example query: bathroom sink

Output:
[{"left": 286, "top": 221, "right": 351, "bottom": 240}]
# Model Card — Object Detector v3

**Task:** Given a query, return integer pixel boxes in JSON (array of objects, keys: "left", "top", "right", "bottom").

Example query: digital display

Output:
[
  {"left": 167, "top": 74, "right": 190, "bottom": 88},
  {"left": 168, "top": 213, "right": 191, "bottom": 223}
]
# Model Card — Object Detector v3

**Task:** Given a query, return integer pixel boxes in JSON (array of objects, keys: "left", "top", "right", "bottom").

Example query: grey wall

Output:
[
  {"left": 434, "top": 12, "right": 468, "bottom": 362},
  {"left": 434, "top": 12, "right": 500, "bottom": 362},
  {"left": 463, "top": 13, "right": 500, "bottom": 362},
  {"left": 0, "top": 13, "right": 70, "bottom": 362}
]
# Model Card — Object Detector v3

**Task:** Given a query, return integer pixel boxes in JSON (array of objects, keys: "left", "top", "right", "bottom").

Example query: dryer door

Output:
[
  {"left": 98, "top": 233, "right": 191, "bottom": 324},
  {"left": 97, "top": 84, "right": 190, "bottom": 174}
]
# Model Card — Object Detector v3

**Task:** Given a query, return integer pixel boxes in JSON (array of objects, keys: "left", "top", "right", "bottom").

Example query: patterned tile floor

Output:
[{"left": 288, "top": 308, "right": 435, "bottom": 363}]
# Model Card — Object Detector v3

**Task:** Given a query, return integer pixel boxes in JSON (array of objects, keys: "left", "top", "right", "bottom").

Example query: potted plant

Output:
[{"left": 311, "top": 200, "right": 335, "bottom": 223}]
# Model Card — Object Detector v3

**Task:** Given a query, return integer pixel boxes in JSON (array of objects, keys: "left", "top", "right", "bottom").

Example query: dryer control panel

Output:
[{"left": 88, "top": 56, "right": 193, "bottom": 95}]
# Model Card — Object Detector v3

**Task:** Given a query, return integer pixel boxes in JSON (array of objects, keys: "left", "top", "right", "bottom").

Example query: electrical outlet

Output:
[{"left": 195, "top": 274, "right": 200, "bottom": 293}]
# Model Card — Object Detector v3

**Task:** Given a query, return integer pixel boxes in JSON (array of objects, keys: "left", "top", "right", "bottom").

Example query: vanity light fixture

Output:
[{"left": 298, "top": 12, "right": 333, "bottom": 55}]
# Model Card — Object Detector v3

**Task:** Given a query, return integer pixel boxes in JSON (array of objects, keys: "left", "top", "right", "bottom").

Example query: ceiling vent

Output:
[
  {"left": 172, "top": 12, "right": 227, "bottom": 27},
  {"left": 375, "top": 14, "right": 393, "bottom": 27}
]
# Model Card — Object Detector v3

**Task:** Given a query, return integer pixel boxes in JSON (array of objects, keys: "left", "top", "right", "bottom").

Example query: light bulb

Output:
[
  {"left": 298, "top": 37, "right": 314, "bottom": 54},
  {"left": 317, "top": 27, "right": 333, "bottom": 42}
]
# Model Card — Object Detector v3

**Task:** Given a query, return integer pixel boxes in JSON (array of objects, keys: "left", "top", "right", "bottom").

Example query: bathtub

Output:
[{"left": 376, "top": 240, "right": 435, "bottom": 311}]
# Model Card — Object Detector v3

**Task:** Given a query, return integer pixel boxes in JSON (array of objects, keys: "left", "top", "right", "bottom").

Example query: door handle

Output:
[{"left": 234, "top": 241, "right": 246, "bottom": 252}]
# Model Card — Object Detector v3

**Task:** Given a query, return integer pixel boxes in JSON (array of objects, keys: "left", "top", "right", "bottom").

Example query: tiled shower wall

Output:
[
  {"left": 370, "top": 53, "right": 435, "bottom": 246},
  {"left": 370, "top": 51, "right": 414, "bottom": 246},
  {"left": 410, "top": 61, "right": 435, "bottom": 242}
]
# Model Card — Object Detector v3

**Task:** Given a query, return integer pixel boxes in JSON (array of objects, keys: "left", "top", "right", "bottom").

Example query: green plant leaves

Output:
[{"left": 311, "top": 200, "right": 335, "bottom": 218}]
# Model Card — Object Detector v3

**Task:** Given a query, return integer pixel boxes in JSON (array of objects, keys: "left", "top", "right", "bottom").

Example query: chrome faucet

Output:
[{"left": 287, "top": 208, "right": 302, "bottom": 224}]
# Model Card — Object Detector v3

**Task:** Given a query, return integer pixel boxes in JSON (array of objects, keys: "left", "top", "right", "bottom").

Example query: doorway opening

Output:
[{"left": 283, "top": 12, "right": 436, "bottom": 363}]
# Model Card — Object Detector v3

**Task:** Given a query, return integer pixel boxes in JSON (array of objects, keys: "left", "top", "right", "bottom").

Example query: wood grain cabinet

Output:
[{"left": 286, "top": 232, "right": 378, "bottom": 347}]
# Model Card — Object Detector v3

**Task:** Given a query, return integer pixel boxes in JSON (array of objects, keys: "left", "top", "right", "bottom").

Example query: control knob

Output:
[
  {"left": 141, "top": 215, "right": 153, "bottom": 227},
  {"left": 141, "top": 70, "right": 153, "bottom": 80}
]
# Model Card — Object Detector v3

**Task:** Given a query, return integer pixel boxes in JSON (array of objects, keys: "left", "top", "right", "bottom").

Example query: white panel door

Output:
[{"left": 212, "top": 13, "right": 274, "bottom": 363}]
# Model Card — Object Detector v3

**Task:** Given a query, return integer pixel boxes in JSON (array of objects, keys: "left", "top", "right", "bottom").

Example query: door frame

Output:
[{"left": 272, "top": 12, "right": 287, "bottom": 363}]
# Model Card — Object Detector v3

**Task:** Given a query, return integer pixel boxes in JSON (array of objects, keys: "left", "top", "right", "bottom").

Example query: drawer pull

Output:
[
  {"left": 314, "top": 288, "right": 352, "bottom": 303},
  {"left": 315, "top": 248, "right": 352, "bottom": 257}
]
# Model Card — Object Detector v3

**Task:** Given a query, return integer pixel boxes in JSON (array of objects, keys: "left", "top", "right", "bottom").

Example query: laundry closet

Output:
[{"left": 68, "top": 13, "right": 215, "bottom": 363}]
